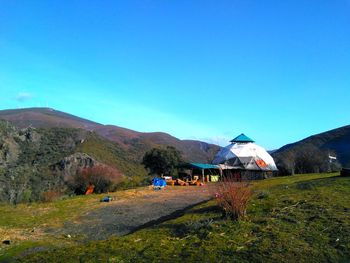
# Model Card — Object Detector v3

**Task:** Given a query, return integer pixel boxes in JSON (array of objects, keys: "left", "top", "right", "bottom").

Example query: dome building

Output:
[{"left": 212, "top": 133, "right": 278, "bottom": 180}]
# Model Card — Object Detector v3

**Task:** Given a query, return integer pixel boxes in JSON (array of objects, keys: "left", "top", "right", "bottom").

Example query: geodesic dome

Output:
[{"left": 212, "top": 134, "right": 278, "bottom": 171}]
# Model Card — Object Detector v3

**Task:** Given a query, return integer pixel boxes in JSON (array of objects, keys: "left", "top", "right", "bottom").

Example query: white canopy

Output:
[{"left": 213, "top": 141, "right": 278, "bottom": 171}]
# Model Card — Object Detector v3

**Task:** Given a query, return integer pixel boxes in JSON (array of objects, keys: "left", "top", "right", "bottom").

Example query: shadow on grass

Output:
[
  {"left": 294, "top": 174, "right": 347, "bottom": 190},
  {"left": 189, "top": 204, "right": 222, "bottom": 214},
  {"left": 126, "top": 198, "right": 214, "bottom": 236},
  {"left": 146, "top": 205, "right": 225, "bottom": 239},
  {"left": 157, "top": 214, "right": 224, "bottom": 239}
]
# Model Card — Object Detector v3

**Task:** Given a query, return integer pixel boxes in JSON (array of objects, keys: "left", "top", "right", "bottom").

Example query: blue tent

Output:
[{"left": 152, "top": 177, "right": 167, "bottom": 189}]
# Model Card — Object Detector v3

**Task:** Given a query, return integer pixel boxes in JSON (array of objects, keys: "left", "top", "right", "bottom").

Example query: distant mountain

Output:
[
  {"left": 0, "top": 107, "right": 100, "bottom": 130},
  {"left": 0, "top": 108, "right": 220, "bottom": 163},
  {"left": 3, "top": 108, "right": 349, "bottom": 177},
  {"left": 272, "top": 125, "right": 350, "bottom": 174}
]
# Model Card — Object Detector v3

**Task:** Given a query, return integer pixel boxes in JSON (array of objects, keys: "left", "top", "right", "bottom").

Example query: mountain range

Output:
[
  {"left": 1, "top": 107, "right": 349, "bottom": 175},
  {"left": 0, "top": 108, "right": 220, "bottom": 203},
  {"left": 0, "top": 108, "right": 220, "bottom": 163}
]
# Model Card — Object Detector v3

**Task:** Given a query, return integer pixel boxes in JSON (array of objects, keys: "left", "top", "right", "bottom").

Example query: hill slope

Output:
[
  {"left": 0, "top": 108, "right": 220, "bottom": 163},
  {"left": 0, "top": 120, "right": 147, "bottom": 203},
  {"left": 272, "top": 125, "right": 350, "bottom": 174}
]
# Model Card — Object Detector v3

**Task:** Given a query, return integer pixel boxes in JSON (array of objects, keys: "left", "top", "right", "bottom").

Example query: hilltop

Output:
[{"left": 0, "top": 108, "right": 220, "bottom": 163}]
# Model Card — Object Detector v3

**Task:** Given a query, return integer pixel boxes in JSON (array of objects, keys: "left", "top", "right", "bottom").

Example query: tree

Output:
[
  {"left": 275, "top": 144, "right": 336, "bottom": 175},
  {"left": 275, "top": 150, "right": 296, "bottom": 175},
  {"left": 142, "top": 146, "right": 183, "bottom": 177},
  {"left": 294, "top": 145, "right": 329, "bottom": 174}
]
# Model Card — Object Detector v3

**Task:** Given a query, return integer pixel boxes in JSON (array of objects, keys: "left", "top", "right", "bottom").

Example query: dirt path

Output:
[{"left": 56, "top": 185, "right": 214, "bottom": 240}]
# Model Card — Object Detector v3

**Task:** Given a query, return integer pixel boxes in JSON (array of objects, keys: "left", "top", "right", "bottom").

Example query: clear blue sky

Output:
[{"left": 1, "top": 0, "right": 350, "bottom": 149}]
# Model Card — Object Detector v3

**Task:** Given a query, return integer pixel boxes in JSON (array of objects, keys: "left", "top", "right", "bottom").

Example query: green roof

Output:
[
  {"left": 181, "top": 163, "right": 220, "bottom": 169},
  {"left": 230, "top": 133, "right": 255, "bottom": 143}
]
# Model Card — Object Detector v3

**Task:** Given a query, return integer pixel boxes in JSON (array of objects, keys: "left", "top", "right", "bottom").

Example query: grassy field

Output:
[
  {"left": 1, "top": 172, "right": 349, "bottom": 262},
  {"left": 0, "top": 188, "right": 154, "bottom": 260}
]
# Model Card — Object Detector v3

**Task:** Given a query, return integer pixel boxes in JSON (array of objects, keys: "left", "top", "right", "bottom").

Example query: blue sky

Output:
[{"left": 1, "top": 0, "right": 350, "bottom": 149}]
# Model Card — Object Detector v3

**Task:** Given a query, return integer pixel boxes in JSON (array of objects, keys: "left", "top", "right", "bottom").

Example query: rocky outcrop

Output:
[
  {"left": 51, "top": 153, "right": 99, "bottom": 181},
  {"left": 0, "top": 137, "right": 20, "bottom": 166},
  {"left": 0, "top": 122, "right": 20, "bottom": 167},
  {"left": 0, "top": 123, "right": 43, "bottom": 167},
  {"left": 18, "top": 127, "right": 41, "bottom": 143}
]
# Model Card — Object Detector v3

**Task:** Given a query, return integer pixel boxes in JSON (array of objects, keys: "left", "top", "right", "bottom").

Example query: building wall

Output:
[{"left": 222, "top": 169, "right": 274, "bottom": 181}]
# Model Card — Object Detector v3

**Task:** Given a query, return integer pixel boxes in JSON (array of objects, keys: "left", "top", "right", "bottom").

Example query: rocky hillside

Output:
[
  {"left": 272, "top": 125, "right": 350, "bottom": 174},
  {"left": 0, "top": 108, "right": 220, "bottom": 163},
  {"left": 0, "top": 108, "right": 221, "bottom": 203},
  {"left": 0, "top": 121, "right": 147, "bottom": 203}
]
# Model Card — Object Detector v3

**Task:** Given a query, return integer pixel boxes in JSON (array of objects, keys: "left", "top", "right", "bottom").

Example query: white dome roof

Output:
[{"left": 213, "top": 142, "right": 278, "bottom": 171}]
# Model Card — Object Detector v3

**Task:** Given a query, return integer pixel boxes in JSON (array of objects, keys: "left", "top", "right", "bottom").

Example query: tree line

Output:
[{"left": 273, "top": 144, "right": 341, "bottom": 175}]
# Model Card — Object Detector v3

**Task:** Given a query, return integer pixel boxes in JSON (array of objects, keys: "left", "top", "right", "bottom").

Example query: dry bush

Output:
[
  {"left": 41, "top": 190, "right": 62, "bottom": 202},
  {"left": 70, "top": 164, "right": 124, "bottom": 194},
  {"left": 214, "top": 179, "right": 252, "bottom": 220}
]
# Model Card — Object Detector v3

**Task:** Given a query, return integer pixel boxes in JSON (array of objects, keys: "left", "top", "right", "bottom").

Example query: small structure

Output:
[
  {"left": 212, "top": 133, "right": 278, "bottom": 180},
  {"left": 179, "top": 163, "right": 221, "bottom": 182}
]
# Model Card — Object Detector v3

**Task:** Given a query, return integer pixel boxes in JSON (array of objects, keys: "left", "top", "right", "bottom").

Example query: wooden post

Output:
[{"left": 202, "top": 169, "right": 204, "bottom": 182}]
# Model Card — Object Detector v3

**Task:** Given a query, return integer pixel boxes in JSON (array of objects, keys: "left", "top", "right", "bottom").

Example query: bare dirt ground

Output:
[{"left": 54, "top": 185, "right": 214, "bottom": 240}]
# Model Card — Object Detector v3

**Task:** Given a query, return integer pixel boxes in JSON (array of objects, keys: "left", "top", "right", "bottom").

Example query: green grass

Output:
[
  {"left": 0, "top": 194, "right": 101, "bottom": 229},
  {"left": 0, "top": 191, "right": 139, "bottom": 261},
  {"left": 76, "top": 134, "right": 148, "bottom": 178},
  {"left": 0, "top": 195, "right": 107, "bottom": 260},
  {"left": 2, "top": 173, "right": 350, "bottom": 262}
]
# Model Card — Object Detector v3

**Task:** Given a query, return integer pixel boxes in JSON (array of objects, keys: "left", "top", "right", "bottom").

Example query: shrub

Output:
[
  {"left": 22, "top": 189, "right": 33, "bottom": 203},
  {"left": 214, "top": 179, "right": 252, "bottom": 220},
  {"left": 41, "top": 190, "right": 62, "bottom": 202},
  {"left": 69, "top": 164, "right": 124, "bottom": 194}
]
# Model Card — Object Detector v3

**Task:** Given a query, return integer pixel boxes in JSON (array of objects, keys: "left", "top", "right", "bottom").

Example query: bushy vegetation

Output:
[
  {"left": 17, "top": 127, "right": 83, "bottom": 166},
  {"left": 272, "top": 124, "right": 350, "bottom": 171},
  {"left": 0, "top": 124, "right": 85, "bottom": 204},
  {"left": 41, "top": 190, "right": 64, "bottom": 202},
  {"left": 274, "top": 144, "right": 342, "bottom": 175},
  {"left": 215, "top": 180, "right": 253, "bottom": 220},
  {"left": 76, "top": 134, "right": 148, "bottom": 179},
  {"left": 0, "top": 122, "right": 146, "bottom": 204},
  {"left": 68, "top": 164, "right": 124, "bottom": 194}
]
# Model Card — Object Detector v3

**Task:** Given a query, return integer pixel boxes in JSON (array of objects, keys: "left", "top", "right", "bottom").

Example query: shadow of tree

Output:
[{"left": 294, "top": 175, "right": 346, "bottom": 190}]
